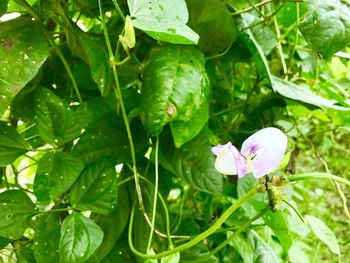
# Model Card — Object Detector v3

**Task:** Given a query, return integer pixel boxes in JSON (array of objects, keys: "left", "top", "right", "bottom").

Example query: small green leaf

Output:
[
  {"left": 35, "top": 87, "right": 83, "bottom": 146},
  {"left": 264, "top": 210, "right": 292, "bottom": 251},
  {"left": 229, "top": 233, "right": 254, "bottom": 263},
  {"left": 32, "top": 214, "right": 60, "bottom": 263},
  {"left": 0, "top": 15, "right": 49, "bottom": 117},
  {"left": 128, "top": 0, "right": 199, "bottom": 44},
  {"left": 186, "top": 0, "right": 238, "bottom": 53},
  {"left": 141, "top": 45, "right": 210, "bottom": 135},
  {"left": 34, "top": 152, "right": 84, "bottom": 202},
  {"left": 299, "top": 0, "right": 350, "bottom": 58},
  {"left": 161, "top": 252, "right": 180, "bottom": 263},
  {"left": 0, "top": 121, "right": 30, "bottom": 166},
  {"left": 0, "top": 190, "right": 36, "bottom": 239},
  {"left": 59, "top": 213, "right": 104, "bottom": 263},
  {"left": 119, "top": 16, "right": 136, "bottom": 51},
  {"left": 160, "top": 134, "right": 223, "bottom": 195},
  {"left": 250, "top": 230, "right": 279, "bottom": 263},
  {"left": 0, "top": 236, "right": 11, "bottom": 250},
  {"left": 305, "top": 215, "right": 340, "bottom": 254},
  {"left": 69, "top": 160, "right": 118, "bottom": 215}
]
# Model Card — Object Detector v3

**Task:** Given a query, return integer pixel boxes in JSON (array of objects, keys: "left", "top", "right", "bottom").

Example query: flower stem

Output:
[{"left": 288, "top": 172, "right": 350, "bottom": 187}]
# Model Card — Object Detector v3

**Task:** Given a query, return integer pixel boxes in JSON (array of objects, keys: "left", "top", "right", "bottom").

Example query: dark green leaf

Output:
[
  {"left": 34, "top": 152, "right": 84, "bottom": 202},
  {"left": 299, "top": 0, "right": 350, "bottom": 58},
  {"left": 0, "top": 0, "right": 8, "bottom": 16},
  {"left": 160, "top": 134, "right": 223, "bottom": 195},
  {"left": 88, "top": 186, "right": 130, "bottom": 262},
  {"left": 59, "top": 213, "right": 104, "bottom": 263},
  {"left": 0, "top": 16, "right": 48, "bottom": 117},
  {"left": 15, "top": 246, "right": 35, "bottom": 263},
  {"left": 32, "top": 214, "right": 60, "bottom": 263},
  {"left": 72, "top": 113, "right": 147, "bottom": 165},
  {"left": 186, "top": 0, "right": 238, "bottom": 53},
  {"left": 128, "top": 0, "right": 199, "bottom": 44},
  {"left": 141, "top": 45, "right": 210, "bottom": 135},
  {"left": 305, "top": 215, "right": 340, "bottom": 254},
  {"left": 0, "top": 121, "right": 30, "bottom": 166},
  {"left": 0, "top": 190, "right": 36, "bottom": 239},
  {"left": 35, "top": 87, "right": 83, "bottom": 146},
  {"left": 10, "top": 84, "right": 36, "bottom": 121},
  {"left": 69, "top": 160, "right": 118, "bottom": 215},
  {"left": 0, "top": 236, "right": 11, "bottom": 250},
  {"left": 264, "top": 210, "right": 292, "bottom": 251}
]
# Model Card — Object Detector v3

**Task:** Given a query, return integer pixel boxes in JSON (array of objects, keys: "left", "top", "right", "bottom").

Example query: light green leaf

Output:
[
  {"left": 32, "top": 214, "right": 60, "bottom": 263},
  {"left": 250, "top": 230, "right": 279, "bottom": 263},
  {"left": 69, "top": 160, "right": 118, "bottom": 215},
  {"left": 59, "top": 213, "right": 104, "bottom": 263},
  {"left": 35, "top": 87, "right": 83, "bottom": 146},
  {"left": 0, "top": 121, "right": 30, "bottom": 166},
  {"left": 0, "top": 15, "right": 48, "bottom": 117},
  {"left": 161, "top": 252, "right": 180, "bottom": 263},
  {"left": 229, "top": 233, "right": 254, "bottom": 263},
  {"left": 0, "top": 190, "right": 36, "bottom": 239},
  {"left": 299, "top": 0, "right": 350, "bottom": 58},
  {"left": 288, "top": 240, "right": 311, "bottom": 263},
  {"left": 185, "top": 0, "right": 237, "bottom": 53},
  {"left": 141, "top": 45, "right": 210, "bottom": 135},
  {"left": 128, "top": 0, "right": 199, "bottom": 44},
  {"left": 160, "top": 134, "right": 223, "bottom": 195},
  {"left": 34, "top": 152, "right": 84, "bottom": 202},
  {"left": 305, "top": 215, "right": 340, "bottom": 254}
]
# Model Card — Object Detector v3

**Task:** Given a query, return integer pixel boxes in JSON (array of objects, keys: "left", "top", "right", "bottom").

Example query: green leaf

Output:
[
  {"left": 264, "top": 210, "right": 292, "bottom": 251},
  {"left": 0, "top": 15, "right": 48, "bottom": 117},
  {"left": 87, "top": 186, "right": 130, "bottom": 262},
  {"left": 299, "top": 0, "right": 350, "bottom": 58},
  {"left": 15, "top": 246, "right": 35, "bottom": 263},
  {"left": 34, "top": 152, "right": 84, "bottom": 202},
  {"left": 35, "top": 87, "right": 83, "bottom": 146},
  {"left": 141, "top": 45, "right": 210, "bottom": 135},
  {"left": 69, "top": 160, "right": 118, "bottom": 215},
  {"left": 250, "top": 230, "right": 279, "bottom": 263},
  {"left": 229, "top": 233, "right": 254, "bottom": 263},
  {"left": 160, "top": 134, "right": 223, "bottom": 195},
  {"left": 0, "top": 0, "right": 8, "bottom": 16},
  {"left": 32, "top": 214, "right": 60, "bottom": 263},
  {"left": 160, "top": 252, "right": 180, "bottom": 263},
  {"left": 0, "top": 236, "right": 11, "bottom": 250},
  {"left": 127, "top": 0, "right": 199, "bottom": 44},
  {"left": 0, "top": 190, "right": 36, "bottom": 239},
  {"left": 72, "top": 113, "right": 147, "bottom": 165},
  {"left": 0, "top": 121, "right": 30, "bottom": 166},
  {"left": 59, "top": 213, "right": 104, "bottom": 263},
  {"left": 185, "top": 0, "right": 237, "bottom": 53},
  {"left": 288, "top": 240, "right": 311, "bottom": 263},
  {"left": 305, "top": 215, "right": 340, "bottom": 254}
]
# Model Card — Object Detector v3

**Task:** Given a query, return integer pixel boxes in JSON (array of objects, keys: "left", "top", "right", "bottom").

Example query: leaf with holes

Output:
[
  {"left": 34, "top": 152, "right": 84, "bottom": 202},
  {"left": 59, "top": 213, "right": 104, "bottom": 263},
  {"left": 141, "top": 45, "right": 210, "bottom": 136},
  {"left": 0, "top": 16, "right": 48, "bottom": 117},
  {"left": 0, "top": 190, "right": 36, "bottom": 239},
  {"left": 128, "top": 0, "right": 199, "bottom": 44}
]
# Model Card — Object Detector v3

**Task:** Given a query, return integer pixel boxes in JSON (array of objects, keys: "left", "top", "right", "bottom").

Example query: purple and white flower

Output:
[{"left": 211, "top": 127, "right": 288, "bottom": 179}]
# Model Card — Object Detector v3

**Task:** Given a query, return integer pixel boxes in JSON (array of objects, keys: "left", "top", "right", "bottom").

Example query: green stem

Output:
[
  {"left": 128, "top": 187, "right": 258, "bottom": 259},
  {"left": 208, "top": 205, "right": 270, "bottom": 256},
  {"left": 111, "top": 0, "right": 126, "bottom": 21},
  {"left": 98, "top": 0, "right": 143, "bottom": 209},
  {"left": 273, "top": 6, "right": 287, "bottom": 76},
  {"left": 147, "top": 137, "right": 159, "bottom": 251},
  {"left": 282, "top": 199, "right": 305, "bottom": 223},
  {"left": 288, "top": 172, "right": 350, "bottom": 187},
  {"left": 13, "top": 0, "right": 39, "bottom": 20}
]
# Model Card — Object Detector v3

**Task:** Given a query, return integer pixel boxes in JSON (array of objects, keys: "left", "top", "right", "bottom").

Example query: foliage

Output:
[{"left": 1, "top": 0, "right": 350, "bottom": 262}]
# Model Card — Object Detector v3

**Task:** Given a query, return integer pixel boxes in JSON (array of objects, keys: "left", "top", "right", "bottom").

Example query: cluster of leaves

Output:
[{"left": 0, "top": 0, "right": 350, "bottom": 262}]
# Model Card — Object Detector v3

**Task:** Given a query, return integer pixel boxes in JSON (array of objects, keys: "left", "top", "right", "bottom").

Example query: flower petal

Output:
[
  {"left": 241, "top": 127, "right": 288, "bottom": 178},
  {"left": 212, "top": 142, "right": 238, "bottom": 175}
]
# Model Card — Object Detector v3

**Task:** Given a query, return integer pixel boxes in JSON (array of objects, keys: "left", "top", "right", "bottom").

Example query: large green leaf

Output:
[
  {"left": 229, "top": 233, "right": 254, "bottom": 263},
  {"left": 34, "top": 152, "right": 84, "bottom": 202},
  {"left": 35, "top": 87, "right": 83, "bottom": 146},
  {"left": 0, "top": 121, "right": 30, "bottom": 166},
  {"left": 0, "top": 15, "right": 48, "bottom": 117},
  {"left": 32, "top": 214, "right": 60, "bottom": 263},
  {"left": 305, "top": 215, "right": 340, "bottom": 255},
  {"left": 160, "top": 134, "right": 223, "bottom": 195},
  {"left": 186, "top": 0, "right": 238, "bottom": 53},
  {"left": 141, "top": 45, "right": 210, "bottom": 135},
  {"left": 69, "top": 160, "right": 118, "bottom": 215},
  {"left": 0, "top": 190, "right": 36, "bottom": 239},
  {"left": 127, "top": 0, "right": 199, "bottom": 44},
  {"left": 87, "top": 186, "right": 130, "bottom": 262},
  {"left": 264, "top": 210, "right": 292, "bottom": 251},
  {"left": 72, "top": 113, "right": 147, "bottom": 165},
  {"left": 59, "top": 213, "right": 104, "bottom": 263},
  {"left": 299, "top": 0, "right": 350, "bottom": 58},
  {"left": 250, "top": 230, "right": 279, "bottom": 263}
]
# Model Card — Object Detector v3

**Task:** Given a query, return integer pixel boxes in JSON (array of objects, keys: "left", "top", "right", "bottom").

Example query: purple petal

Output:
[{"left": 241, "top": 127, "right": 288, "bottom": 178}]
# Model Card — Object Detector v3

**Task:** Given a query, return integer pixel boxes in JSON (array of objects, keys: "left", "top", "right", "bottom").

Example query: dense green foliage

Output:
[{"left": 1, "top": 0, "right": 350, "bottom": 262}]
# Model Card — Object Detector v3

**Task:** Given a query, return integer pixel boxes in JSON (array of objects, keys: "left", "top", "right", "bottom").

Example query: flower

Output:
[{"left": 211, "top": 127, "right": 288, "bottom": 179}]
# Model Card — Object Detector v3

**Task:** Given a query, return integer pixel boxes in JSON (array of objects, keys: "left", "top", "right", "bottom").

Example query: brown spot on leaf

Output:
[{"left": 0, "top": 39, "right": 16, "bottom": 49}]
